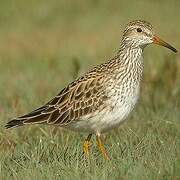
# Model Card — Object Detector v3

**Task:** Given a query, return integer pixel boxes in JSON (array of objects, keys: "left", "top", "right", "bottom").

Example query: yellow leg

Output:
[
  {"left": 96, "top": 135, "right": 109, "bottom": 160},
  {"left": 83, "top": 134, "right": 92, "bottom": 158}
]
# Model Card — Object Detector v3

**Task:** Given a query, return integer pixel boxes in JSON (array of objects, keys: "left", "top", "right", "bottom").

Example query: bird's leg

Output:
[
  {"left": 96, "top": 134, "right": 109, "bottom": 160},
  {"left": 83, "top": 134, "right": 92, "bottom": 158}
]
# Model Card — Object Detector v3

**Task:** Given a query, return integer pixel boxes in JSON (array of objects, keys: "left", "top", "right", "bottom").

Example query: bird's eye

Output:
[{"left": 137, "top": 28, "right": 142, "bottom": 32}]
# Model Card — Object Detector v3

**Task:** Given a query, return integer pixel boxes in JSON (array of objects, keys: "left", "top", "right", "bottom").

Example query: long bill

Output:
[{"left": 152, "top": 35, "right": 177, "bottom": 53}]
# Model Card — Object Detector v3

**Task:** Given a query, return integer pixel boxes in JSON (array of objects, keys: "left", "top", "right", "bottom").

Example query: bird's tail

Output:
[
  {"left": 5, "top": 119, "right": 24, "bottom": 129},
  {"left": 5, "top": 106, "right": 50, "bottom": 129}
]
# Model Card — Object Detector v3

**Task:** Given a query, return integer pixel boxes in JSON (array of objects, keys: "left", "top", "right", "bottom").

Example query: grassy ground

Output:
[{"left": 0, "top": 0, "right": 180, "bottom": 179}]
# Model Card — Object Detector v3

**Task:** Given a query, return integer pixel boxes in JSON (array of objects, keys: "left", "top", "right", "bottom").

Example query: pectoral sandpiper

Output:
[{"left": 5, "top": 20, "right": 177, "bottom": 160}]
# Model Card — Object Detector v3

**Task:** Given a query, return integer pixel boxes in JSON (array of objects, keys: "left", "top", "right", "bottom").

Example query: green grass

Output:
[{"left": 0, "top": 0, "right": 180, "bottom": 179}]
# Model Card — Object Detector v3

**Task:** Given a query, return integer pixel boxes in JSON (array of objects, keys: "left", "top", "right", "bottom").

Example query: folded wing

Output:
[{"left": 5, "top": 72, "right": 108, "bottom": 129}]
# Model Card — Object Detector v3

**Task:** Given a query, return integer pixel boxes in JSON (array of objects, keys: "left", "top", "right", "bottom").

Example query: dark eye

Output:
[{"left": 137, "top": 28, "right": 142, "bottom": 32}]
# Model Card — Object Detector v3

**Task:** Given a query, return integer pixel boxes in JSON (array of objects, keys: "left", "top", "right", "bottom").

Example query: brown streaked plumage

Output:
[
  {"left": 6, "top": 68, "right": 108, "bottom": 127},
  {"left": 5, "top": 20, "right": 177, "bottom": 159}
]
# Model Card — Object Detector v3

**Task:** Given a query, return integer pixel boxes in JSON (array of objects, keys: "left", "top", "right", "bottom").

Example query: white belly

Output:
[{"left": 66, "top": 86, "right": 140, "bottom": 134}]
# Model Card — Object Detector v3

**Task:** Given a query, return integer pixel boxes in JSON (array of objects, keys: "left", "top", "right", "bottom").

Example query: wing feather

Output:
[{"left": 5, "top": 71, "right": 109, "bottom": 128}]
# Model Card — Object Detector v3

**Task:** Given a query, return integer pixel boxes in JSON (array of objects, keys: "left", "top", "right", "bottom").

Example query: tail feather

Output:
[
  {"left": 19, "top": 106, "right": 46, "bottom": 119},
  {"left": 23, "top": 113, "right": 50, "bottom": 124},
  {"left": 5, "top": 119, "right": 24, "bottom": 129},
  {"left": 5, "top": 105, "right": 51, "bottom": 129}
]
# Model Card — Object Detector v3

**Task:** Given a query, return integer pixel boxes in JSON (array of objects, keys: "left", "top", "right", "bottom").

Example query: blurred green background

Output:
[{"left": 0, "top": 0, "right": 179, "bottom": 179}]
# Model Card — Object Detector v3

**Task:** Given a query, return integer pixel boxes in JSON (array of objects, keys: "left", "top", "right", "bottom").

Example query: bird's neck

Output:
[
  {"left": 116, "top": 45, "right": 143, "bottom": 65},
  {"left": 107, "top": 45, "right": 144, "bottom": 83}
]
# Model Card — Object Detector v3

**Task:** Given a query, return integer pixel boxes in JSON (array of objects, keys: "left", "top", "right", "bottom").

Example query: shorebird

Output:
[{"left": 5, "top": 20, "right": 177, "bottom": 160}]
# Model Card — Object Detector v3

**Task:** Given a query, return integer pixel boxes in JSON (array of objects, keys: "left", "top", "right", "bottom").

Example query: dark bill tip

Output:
[{"left": 153, "top": 35, "right": 177, "bottom": 53}]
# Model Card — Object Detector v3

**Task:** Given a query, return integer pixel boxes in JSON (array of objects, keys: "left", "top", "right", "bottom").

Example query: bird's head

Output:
[{"left": 122, "top": 20, "right": 177, "bottom": 53}]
